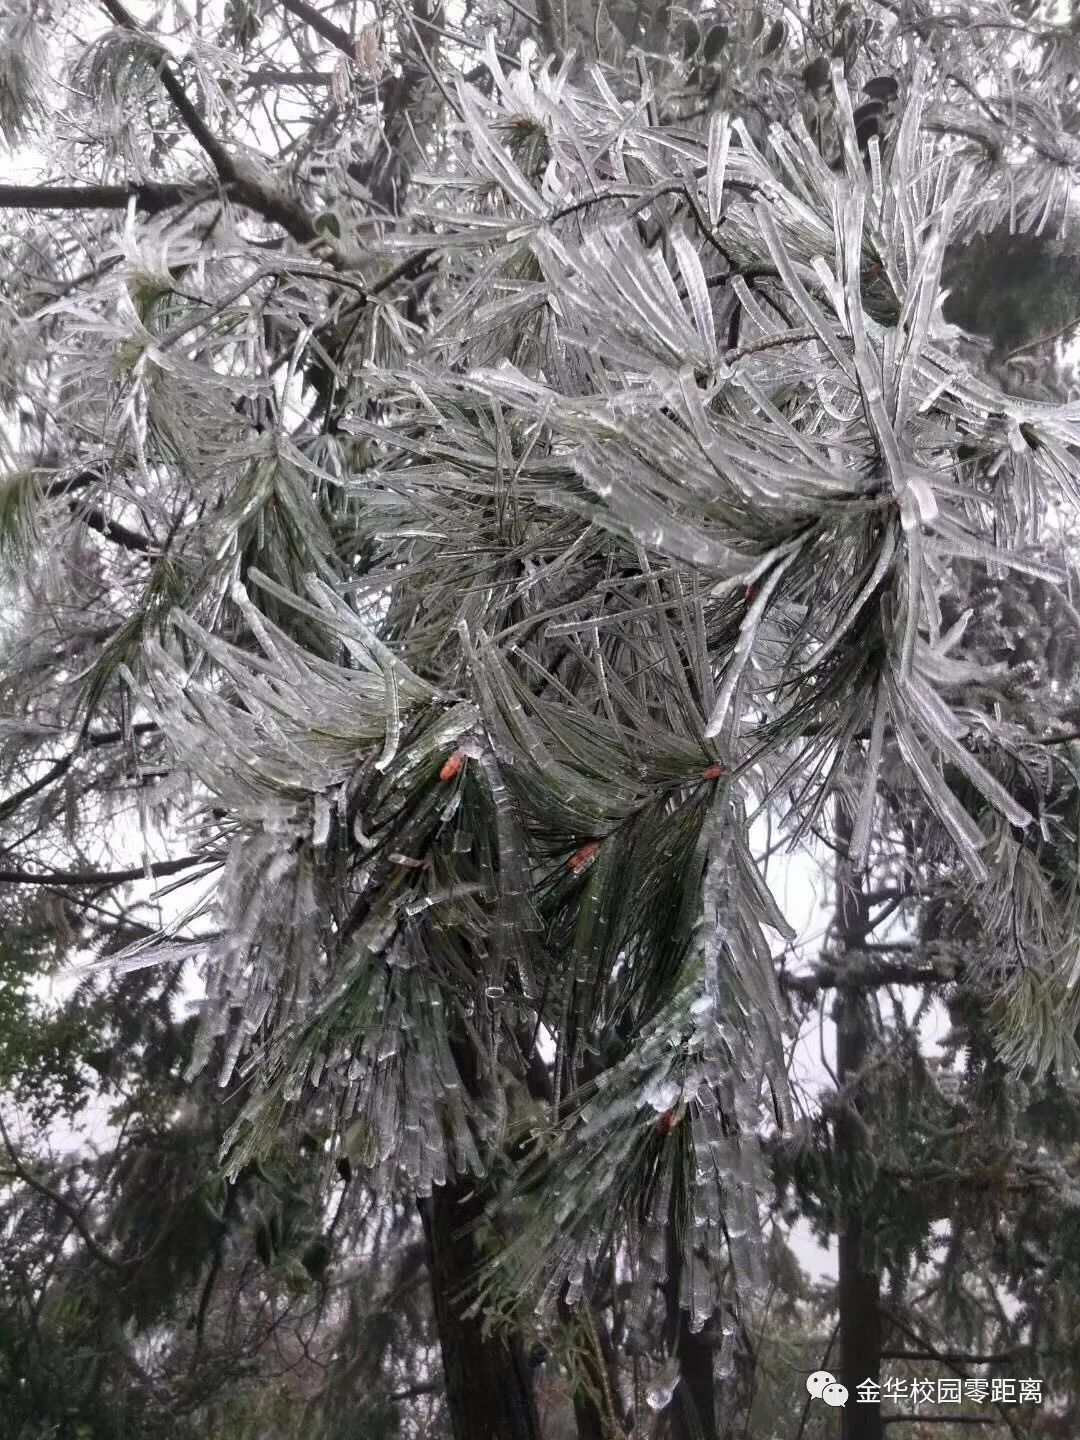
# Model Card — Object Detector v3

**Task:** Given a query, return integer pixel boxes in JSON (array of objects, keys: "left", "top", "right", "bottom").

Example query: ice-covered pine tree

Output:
[{"left": 3, "top": 1, "right": 1080, "bottom": 1437}]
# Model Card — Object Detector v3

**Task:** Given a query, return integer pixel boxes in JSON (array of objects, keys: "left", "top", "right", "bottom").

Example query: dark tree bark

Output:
[
  {"left": 570, "top": 1386, "right": 607, "bottom": 1440},
  {"left": 836, "top": 1169, "right": 882, "bottom": 1440},
  {"left": 557, "top": 1292, "right": 610, "bottom": 1440},
  {"left": 664, "top": 1177, "right": 719, "bottom": 1440},
  {"left": 671, "top": 1310, "right": 718, "bottom": 1440},
  {"left": 834, "top": 803, "right": 884, "bottom": 1440},
  {"left": 418, "top": 1176, "right": 542, "bottom": 1440}
]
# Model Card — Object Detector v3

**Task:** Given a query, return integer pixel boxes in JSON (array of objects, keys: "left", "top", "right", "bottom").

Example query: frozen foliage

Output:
[{"left": 5, "top": 0, "right": 1080, "bottom": 1341}]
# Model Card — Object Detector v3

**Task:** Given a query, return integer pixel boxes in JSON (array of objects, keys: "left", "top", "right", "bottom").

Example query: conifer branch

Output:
[
  {"left": 96, "top": 0, "right": 330, "bottom": 252},
  {"left": 0, "top": 1114, "right": 126, "bottom": 1273},
  {"left": 99, "top": 0, "right": 235, "bottom": 179}
]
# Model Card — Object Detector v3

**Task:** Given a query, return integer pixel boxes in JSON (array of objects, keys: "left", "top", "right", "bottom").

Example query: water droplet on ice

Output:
[
  {"left": 485, "top": 985, "right": 505, "bottom": 999},
  {"left": 644, "top": 1077, "right": 681, "bottom": 1113},
  {"left": 646, "top": 1379, "right": 677, "bottom": 1412}
]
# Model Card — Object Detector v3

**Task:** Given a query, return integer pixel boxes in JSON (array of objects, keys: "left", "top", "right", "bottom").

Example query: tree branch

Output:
[
  {"left": 77, "top": 505, "right": 156, "bottom": 554},
  {"left": 0, "top": 855, "right": 215, "bottom": 887},
  {"left": 242, "top": 66, "right": 335, "bottom": 87},
  {"left": 882, "top": 1350, "right": 1015, "bottom": 1365},
  {"left": 0, "top": 756, "right": 77, "bottom": 825},
  {"left": 724, "top": 327, "right": 819, "bottom": 364},
  {"left": 0, "top": 176, "right": 324, "bottom": 253},
  {"left": 41, "top": 471, "right": 100, "bottom": 499},
  {"left": 792, "top": 1322, "right": 839, "bottom": 1440},
  {"left": 388, "top": 1380, "right": 442, "bottom": 1402},
  {"left": 882, "top": 1418, "right": 995, "bottom": 1428},
  {"left": 0, "top": 1113, "right": 126, "bottom": 1273},
  {"left": 782, "top": 961, "right": 948, "bottom": 998},
  {"left": 97, "top": 0, "right": 331, "bottom": 253},
  {"left": 100, "top": 0, "right": 236, "bottom": 178},
  {"left": 0, "top": 725, "right": 160, "bottom": 826},
  {"left": 277, "top": 0, "right": 355, "bottom": 56},
  {"left": 1030, "top": 728, "right": 1080, "bottom": 745},
  {"left": 85, "top": 722, "right": 160, "bottom": 748},
  {"left": 0, "top": 182, "right": 199, "bottom": 213}
]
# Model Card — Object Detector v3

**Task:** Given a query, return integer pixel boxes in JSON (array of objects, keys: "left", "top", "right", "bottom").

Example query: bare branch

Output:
[
  {"left": 388, "top": 1380, "right": 442, "bottom": 1402},
  {"left": 0, "top": 182, "right": 199, "bottom": 212},
  {"left": 76, "top": 506, "right": 156, "bottom": 554},
  {"left": 882, "top": 1418, "right": 995, "bottom": 1428},
  {"left": 0, "top": 855, "right": 216, "bottom": 888},
  {"left": 277, "top": 0, "right": 355, "bottom": 56},
  {"left": 781, "top": 960, "right": 949, "bottom": 997},
  {"left": 882, "top": 1349, "right": 1016, "bottom": 1364},
  {"left": 0, "top": 756, "right": 76, "bottom": 825}
]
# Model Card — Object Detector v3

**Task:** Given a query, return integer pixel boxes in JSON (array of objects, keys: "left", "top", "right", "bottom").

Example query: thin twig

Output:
[{"left": 724, "top": 327, "right": 819, "bottom": 364}]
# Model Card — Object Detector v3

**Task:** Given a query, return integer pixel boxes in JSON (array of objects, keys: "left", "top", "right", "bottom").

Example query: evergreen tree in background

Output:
[
  {"left": 3, "top": 1, "right": 1080, "bottom": 1437},
  {"left": 0, "top": 912, "right": 445, "bottom": 1439}
]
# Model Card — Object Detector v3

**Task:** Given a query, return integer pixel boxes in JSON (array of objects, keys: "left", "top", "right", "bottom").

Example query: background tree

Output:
[
  {"left": 0, "top": 914, "right": 449, "bottom": 1438},
  {"left": 4, "top": 1, "right": 1080, "bottom": 1439}
]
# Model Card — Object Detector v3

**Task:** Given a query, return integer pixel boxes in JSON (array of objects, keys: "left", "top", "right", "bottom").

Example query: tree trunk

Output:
[
  {"left": 419, "top": 1174, "right": 542, "bottom": 1440},
  {"left": 571, "top": 1386, "right": 607, "bottom": 1440},
  {"left": 837, "top": 1207, "right": 882, "bottom": 1440},
  {"left": 557, "top": 1291, "right": 619, "bottom": 1440},
  {"left": 664, "top": 1185, "right": 718, "bottom": 1440},
  {"left": 834, "top": 803, "right": 883, "bottom": 1440},
  {"left": 672, "top": 1314, "right": 718, "bottom": 1440}
]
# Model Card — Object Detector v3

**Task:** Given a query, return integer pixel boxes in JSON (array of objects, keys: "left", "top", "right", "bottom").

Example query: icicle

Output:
[
  {"left": 706, "top": 111, "right": 731, "bottom": 227},
  {"left": 312, "top": 793, "right": 332, "bottom": 848},
  {"left": 645, "top": 1359, "right": 679, "bottom": 1412},
  {"left": 689, "top": 1257, "right": 713, "bottom": 1333},
  {"left": 564, "top": 1251, "right": 588, "bottom": 1307},
  {"left": 718, "top": 1319, "right": 737, "bottom": 1380},
  {"left": 373, "top": 662, "right": 401, "bottom": 772}
]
